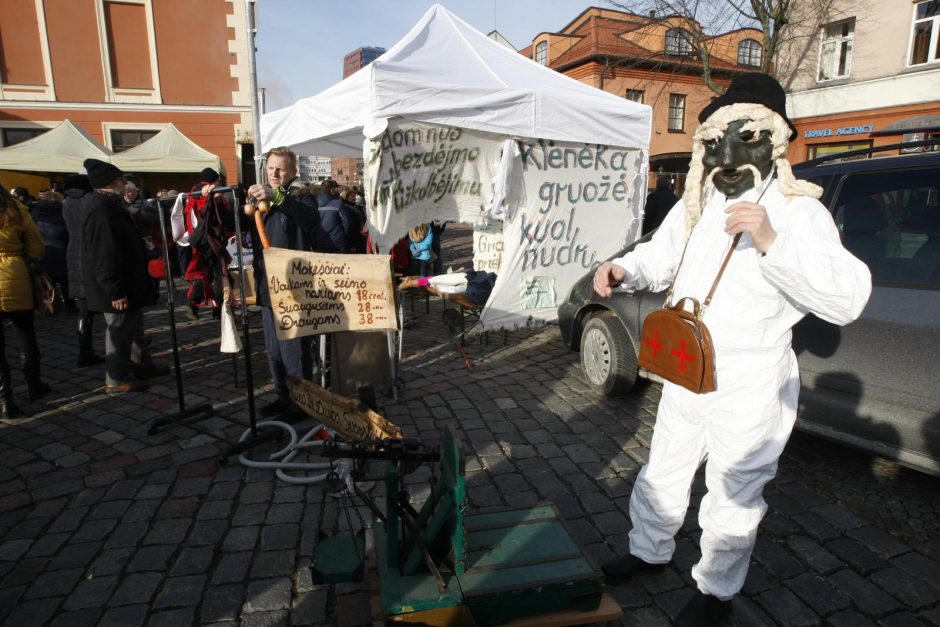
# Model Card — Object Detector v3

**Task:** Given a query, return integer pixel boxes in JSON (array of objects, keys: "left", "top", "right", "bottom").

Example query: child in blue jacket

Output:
[{"left": 408, "top": 223, "right": 435, "bottom": 277}]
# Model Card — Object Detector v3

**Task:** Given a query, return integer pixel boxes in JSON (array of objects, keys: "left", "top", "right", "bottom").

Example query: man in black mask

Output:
[{"left": 593, "top": 74, "right": 872, "bottom": 625}]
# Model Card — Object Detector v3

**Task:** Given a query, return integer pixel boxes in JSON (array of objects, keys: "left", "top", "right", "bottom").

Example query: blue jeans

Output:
[
  {"left": 103, "top": 309, "right": 153, "bottom": 385},
  {"left": 260, "top": 307, "right": 312, "bottom": 401}
]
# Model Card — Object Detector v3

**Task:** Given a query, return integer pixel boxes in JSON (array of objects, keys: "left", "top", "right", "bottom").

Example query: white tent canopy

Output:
[
  {"left": 0, "top": 119, "right": 112, "bottom": 173},
  {"left": 261, "top": 4, "right": 651, "bottom": 156},
  {"left": 111, "top": 123, "right": 222, "bottom": 173},
  {"left": 260, "top": 4, "right": 652, "bottom": 333}
]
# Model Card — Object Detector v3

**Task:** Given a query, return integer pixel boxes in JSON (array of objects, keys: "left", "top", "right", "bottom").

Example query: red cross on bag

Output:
[
  {"left": 638, "top": 297, "right": 715, "bottom": 393},
  {"left": 636, "top": 231, "right": 743, "bottom": 394}
]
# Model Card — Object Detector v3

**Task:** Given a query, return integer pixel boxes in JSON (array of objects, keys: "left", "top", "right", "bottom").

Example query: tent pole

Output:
[{"left": 246, "top": 0, "right": 263, "bottom": 185}]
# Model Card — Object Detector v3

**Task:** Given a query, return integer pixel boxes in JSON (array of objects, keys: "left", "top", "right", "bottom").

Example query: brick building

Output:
[
  {"left": 521, "top": 7, "right": 764, "bottom": 191},
  {"left": 330, "top": 46, "right": 386, "bottom": 189},
  {"left": 0, "top": 0, "right": 253, "bottom": 191}
]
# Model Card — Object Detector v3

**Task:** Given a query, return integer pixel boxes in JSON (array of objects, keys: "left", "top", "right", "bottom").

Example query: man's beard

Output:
[{"left": 707, "top": 163, "right": 763, "bottom": 193}]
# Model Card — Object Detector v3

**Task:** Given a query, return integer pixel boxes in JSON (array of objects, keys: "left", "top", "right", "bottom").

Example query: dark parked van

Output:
[{"left": 558, "top": 140, "right": 940, "bottom": 475}]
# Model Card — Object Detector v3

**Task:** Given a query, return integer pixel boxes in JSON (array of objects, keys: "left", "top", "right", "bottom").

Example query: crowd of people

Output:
[{"left": 0, "top": 150, "right": 441, "bottom": 418}]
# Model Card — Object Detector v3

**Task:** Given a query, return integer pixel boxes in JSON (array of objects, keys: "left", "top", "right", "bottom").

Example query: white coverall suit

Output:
[{"left": 612, "top": 178, "right": 871, "bottom": 600}]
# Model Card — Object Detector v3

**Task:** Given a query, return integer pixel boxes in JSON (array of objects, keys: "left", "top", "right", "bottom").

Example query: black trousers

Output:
[{"left": 0, "top": 309, "right": 41, "bottom": 400}]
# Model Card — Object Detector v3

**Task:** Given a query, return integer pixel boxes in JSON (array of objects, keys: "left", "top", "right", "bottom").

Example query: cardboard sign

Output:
[
  {"left": 473, "top": 218, "right": 504, "bottom": 272},
  {"left": 287, "top": 375, "right": 404, "bottom": 441},
  {"left": 264, "top": 248, "right": 397, "bottom": 340}
]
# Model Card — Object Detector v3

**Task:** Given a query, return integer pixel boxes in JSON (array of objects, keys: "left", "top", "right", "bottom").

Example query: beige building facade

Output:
[
  {"left": 0, "top": 0, "right": 254, "bottom": 189},
  {"left": 778, "top": 0, "right": 940, "bottom": 161}
]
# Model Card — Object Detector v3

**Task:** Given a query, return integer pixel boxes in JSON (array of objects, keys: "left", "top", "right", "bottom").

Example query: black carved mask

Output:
[{"left": 701, "top": 119, "right": 774, "bottom": 198}]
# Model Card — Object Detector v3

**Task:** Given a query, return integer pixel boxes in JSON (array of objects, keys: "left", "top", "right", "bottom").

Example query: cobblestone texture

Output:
[{"left": 0, "top": 226, "right": 938, "bottom": 626}]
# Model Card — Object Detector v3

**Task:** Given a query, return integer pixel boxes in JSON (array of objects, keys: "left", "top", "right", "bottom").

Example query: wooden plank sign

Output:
[
  {"left": 264, "top": 248, "right": 397, "bottom": 340},
  {"left": 286, "top": 375, "right": 404, "bottom": 441}
]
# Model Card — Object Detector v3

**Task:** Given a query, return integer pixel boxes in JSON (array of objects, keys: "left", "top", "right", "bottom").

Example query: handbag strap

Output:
[{"left": 665, "top": 172, "right": 775, "bottom": 313}]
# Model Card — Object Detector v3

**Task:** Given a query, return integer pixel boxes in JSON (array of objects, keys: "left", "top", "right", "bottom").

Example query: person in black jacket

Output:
[
  {"left": 642, "top": 177, "right": 680, "bottom": 235},
  {"left": 30, "top": 190, "right": 71, "bottom": 311},
  {"left": 247, "top": 147, "right": 319, "bottom": 416},
  {"left": 63, "top": 174, "right": 105, "bottom": 367},
  {"left": 81, "top": 159, "right": 165, "bottom": 394}
]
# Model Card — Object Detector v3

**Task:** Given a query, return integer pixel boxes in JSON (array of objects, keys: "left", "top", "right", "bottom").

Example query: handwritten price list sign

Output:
[{"left": 263, "top": 248, "right": 397, "bottom": 340}]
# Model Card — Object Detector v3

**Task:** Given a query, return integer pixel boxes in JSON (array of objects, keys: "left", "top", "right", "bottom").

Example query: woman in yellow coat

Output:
[{"left": 0, "top": 184, "right": 48, "bottom": 418}]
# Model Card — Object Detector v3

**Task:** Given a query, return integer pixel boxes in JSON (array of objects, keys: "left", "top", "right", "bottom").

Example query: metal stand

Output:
[
  {"left": 148, "top": 187, "right": 267, "bottom": 458},
  {"left": 148, "top": 189, "right": 227, "bottom": 439}
]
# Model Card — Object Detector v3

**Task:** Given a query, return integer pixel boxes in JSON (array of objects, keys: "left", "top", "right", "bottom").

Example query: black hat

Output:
[
  {"left": 64, "top": 174, "right": 92, "bottom": 193},
  {"left": 83, "top": 158, "right": 125, "bottom": 189},
  {"left": 698, "top": 72, "right": 797, "bottom": 141},
  {"left": 200, "top": 167, "right": 220, "bottom": 183}
]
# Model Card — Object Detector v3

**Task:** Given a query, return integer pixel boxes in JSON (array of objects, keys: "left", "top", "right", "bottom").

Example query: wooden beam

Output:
[{"left": 286, "top": 375, "right": 404, "bottom": 441}]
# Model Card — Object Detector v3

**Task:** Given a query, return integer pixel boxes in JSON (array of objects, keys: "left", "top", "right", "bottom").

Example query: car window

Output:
[{"left": 832, "top": 166, "right": 940, "bottom": 287}]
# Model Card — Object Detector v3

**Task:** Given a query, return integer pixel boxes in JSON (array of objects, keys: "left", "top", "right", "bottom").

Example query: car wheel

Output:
[{"left": 580, "top": 316, "right": 637, "bottom": 396}]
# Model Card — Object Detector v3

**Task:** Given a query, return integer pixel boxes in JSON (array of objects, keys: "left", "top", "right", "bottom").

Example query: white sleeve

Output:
[
  {"left": 611, "top": 199, "right": 686, "bottom": 293},
  {"left": 759, "top": 199, "right": 872, "bottom": 325}
]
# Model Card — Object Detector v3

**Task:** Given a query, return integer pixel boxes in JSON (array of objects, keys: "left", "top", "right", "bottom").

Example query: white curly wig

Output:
[{"left": 681, "top": 102, "right": 822, "bottom": 236}]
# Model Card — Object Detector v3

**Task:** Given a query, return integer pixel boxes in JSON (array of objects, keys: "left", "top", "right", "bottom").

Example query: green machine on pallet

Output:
[{"left": 312, "top": 429, "right": 606, "bottom": 625}]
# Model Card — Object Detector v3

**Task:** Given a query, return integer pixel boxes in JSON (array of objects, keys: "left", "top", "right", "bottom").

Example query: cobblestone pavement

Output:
[{"left": 1, "top": 226, "right": 939, "bottom": 626}]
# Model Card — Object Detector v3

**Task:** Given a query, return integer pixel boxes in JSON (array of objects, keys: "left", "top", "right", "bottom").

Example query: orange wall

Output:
[
  {"left": 0, "top": 0, "right": 45, "bottom": 85},
  {"left": 153, "top": 0, "right": 237, "bottom": 106},
  {"left": 788, "top": 102, "right": 940, "bottom": 163},
  {"left": 570, "top": 62, "right": 730, "bottom": 157},
  {"left": 45, "top": 0, "right": 107, "bottom": 102}
]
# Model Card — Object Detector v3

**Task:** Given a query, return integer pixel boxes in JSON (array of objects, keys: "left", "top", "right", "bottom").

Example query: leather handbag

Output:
[
  {"left": 30, "top": 264, "right": 60, "bottom": 316},
  {"left": 637, "top": 232, "right": 741, "bottom": 394}
]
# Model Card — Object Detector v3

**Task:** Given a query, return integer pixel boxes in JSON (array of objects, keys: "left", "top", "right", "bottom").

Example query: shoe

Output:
[
  {"left": 601, "top": 554, "right": 667, "bottom": 584},
  {"left": 186, "top": 306, "right": 199, "bottom": 320},
  {"left": 106, "top": 380, "right": 150, "bottom": 395},
  {"left": 0, "top": 400, "right": 22, "bottom": 419},
  {"left": 27, "top": 382, "right": 51, "bottom": 401},
  {"left": 77, "top": 353, "right": 105, "bottom": 368},
  {"left": 674, "top": 591, "right": 732, "bottom": 627},
  {"left": 259, "top": 397, "right": 292, "bottom": 416},
  {"left": 136, "top": 363, "right": 170, "bottom": 379}
]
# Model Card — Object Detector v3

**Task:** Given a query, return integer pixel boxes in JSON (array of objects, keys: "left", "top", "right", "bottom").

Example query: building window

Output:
[
  {"left": 96, "top": 0, "right": 161, "bottom": 103},
  {"left": 737, "top": 39, "right": 763, "bottom": 67},
  {"left": 625, "top": 89, "right": 644, "bottom": 104},
  {"left": 910, "top": 1, "right": 940, "bottom": 65},
  {"left": 668, "top": 94, "right": 686, "bottom": 132},
  {"left": 110, "top": 129, "right": 157, "bottom": 152},
  {"left": 833, "top": 167, "right": 940, "bottom": 286},
  {"left": 818, "top": 19, "right": 854, "bottom": 81},
  {"left": 1, "top": 128, "right": 48, "bottom": 147},
  {"left": 535, "top": 41, "right": 548, "bottom": 66},
  {"left": 665, "top": 28, "right": 693, "bottom": 57}
]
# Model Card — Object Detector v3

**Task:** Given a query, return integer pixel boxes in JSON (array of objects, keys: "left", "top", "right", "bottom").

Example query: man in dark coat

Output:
[
  {"left": 81, "top": 159, "right": 164, "bottom": 393},
  {"left": 247, "top": 147, "right": 320, "bottom": 416},
  {"left": 315, "top": 179, "right": 353, "bottom": 253},
  {"left": 63, "top": 174, "right": 104, "bottom": 367},
  {"left": 30, "top": 190, "right": 70, "bottom": 308},
  {"left": 642, "top": 176, "right": 680, "bottom": 235}
]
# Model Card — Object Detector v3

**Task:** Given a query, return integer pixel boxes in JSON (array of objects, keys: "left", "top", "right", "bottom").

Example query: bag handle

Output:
[{"left": 665, "top": 173, "right": 775, "bottom": 314}]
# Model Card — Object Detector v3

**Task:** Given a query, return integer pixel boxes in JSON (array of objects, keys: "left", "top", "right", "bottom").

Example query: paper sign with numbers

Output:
[{"left": 263, "top": 248, "right": 397, "bottom": 339}]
